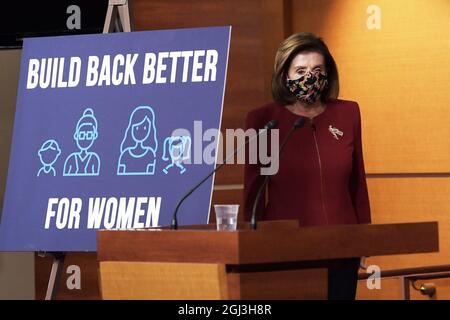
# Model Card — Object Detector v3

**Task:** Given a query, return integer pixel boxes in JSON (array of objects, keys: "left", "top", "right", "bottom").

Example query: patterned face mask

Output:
[{"left": 286, "top": 70, "right": 328, "bottom": 104}]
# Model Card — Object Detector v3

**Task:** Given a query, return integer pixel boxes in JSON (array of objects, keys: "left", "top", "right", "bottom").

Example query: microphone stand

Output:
[
  {"left": 250, "top": 118, "right": 305, "bottom": 230},
  {"left": 171, "top": 120, "right": 278, "bottom": 230}
]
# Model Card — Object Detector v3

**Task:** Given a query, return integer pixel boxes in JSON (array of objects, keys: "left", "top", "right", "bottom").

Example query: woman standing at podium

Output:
[{"left": 244, "top": 32, "right": 371, "bottom": 300}]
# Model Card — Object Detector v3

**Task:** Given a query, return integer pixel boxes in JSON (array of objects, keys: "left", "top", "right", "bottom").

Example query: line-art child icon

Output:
[
  {"left": 37, "top": 139, "right": 61, "bottom": 177},
  {"left": 162, "top": 136, "right": 191, "bottom": 175},
  {"left": 117, "top": 106, "right": 158, "bottom": 175},
  {"left": 63, "top": 108, "right": 101, "bottom": 176}
]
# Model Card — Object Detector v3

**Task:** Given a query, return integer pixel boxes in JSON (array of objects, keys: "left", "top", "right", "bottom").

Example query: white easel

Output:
[
  {"left": 42, "top": 0, "right": 133, "bottom": 300},
  {"left": 103, "top": 0, "right": 133, "bottom": 33}
]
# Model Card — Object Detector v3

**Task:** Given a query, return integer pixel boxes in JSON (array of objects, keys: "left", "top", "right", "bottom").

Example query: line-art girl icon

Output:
[
  {"left": 117, "top": 106, "right": 158, "bottom": 175},
  {"left": 63, "top": 108, "right": 100, "bottom": 176},
  {"left": 162, "top": 136, "right": 191, "bottom": 174}
]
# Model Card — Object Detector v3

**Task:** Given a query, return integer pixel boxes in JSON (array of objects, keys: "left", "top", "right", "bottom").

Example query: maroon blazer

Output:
[{"left": 244, "top": 99, "right": 371, "bottom": 226}]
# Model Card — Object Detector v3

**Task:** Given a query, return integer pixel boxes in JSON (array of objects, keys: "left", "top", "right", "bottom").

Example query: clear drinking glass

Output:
[{"left": 214, "top": 204, "right": 239, "bottom": 231}]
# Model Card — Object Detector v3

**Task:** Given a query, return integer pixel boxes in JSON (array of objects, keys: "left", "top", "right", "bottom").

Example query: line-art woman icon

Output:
[
  {"left": 63, "top": 108, "right": 100, "bottom": 176},
  {"left": 117, "top": 106, "right": 158, "bottom": 175}
]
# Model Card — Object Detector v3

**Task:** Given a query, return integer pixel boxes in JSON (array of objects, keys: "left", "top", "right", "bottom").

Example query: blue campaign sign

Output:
[{"left": 0, "top": 26, "right": 231, "bottom": 251}]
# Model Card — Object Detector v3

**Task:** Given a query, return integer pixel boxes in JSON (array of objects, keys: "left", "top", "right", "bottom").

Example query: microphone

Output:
[
  {"left": 170, "top": 119, "right": 278, "bottom": 230},
  {"left": 250, "top": 117, "right": 305, "bottom": 230}
]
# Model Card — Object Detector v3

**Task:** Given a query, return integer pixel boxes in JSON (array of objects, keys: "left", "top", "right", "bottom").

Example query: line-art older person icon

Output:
[
  {"left": 162, "top": 136, "right": 191, "bottom": 175},
  {"left": 63, "top": 108, "right": 100, "bottom": 176},
  {"left": 37, "top": 139, "right": 61, "bottom": 177},
  {"left": 117, "top": 106, "right": 158, "bottom": 175}
]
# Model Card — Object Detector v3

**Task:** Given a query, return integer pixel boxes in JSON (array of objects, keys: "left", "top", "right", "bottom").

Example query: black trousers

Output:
[{"left": 327, "top": 258, "right": 360, "bottom": 300}]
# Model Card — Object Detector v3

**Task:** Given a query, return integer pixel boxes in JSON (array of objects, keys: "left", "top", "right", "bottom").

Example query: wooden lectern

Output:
[{"left": 97, "top": 220, "right": 439, "bottom": 300}]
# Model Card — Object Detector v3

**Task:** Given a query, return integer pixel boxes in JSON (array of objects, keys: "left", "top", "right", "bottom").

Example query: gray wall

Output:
[{"left": 0, "top": 49, "right": 35, "bottom": 300}]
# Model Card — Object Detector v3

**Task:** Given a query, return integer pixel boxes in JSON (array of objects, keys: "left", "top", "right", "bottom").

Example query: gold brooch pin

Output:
[{"left": 328, "top": 125, "right": 343, "bottom": 140}]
